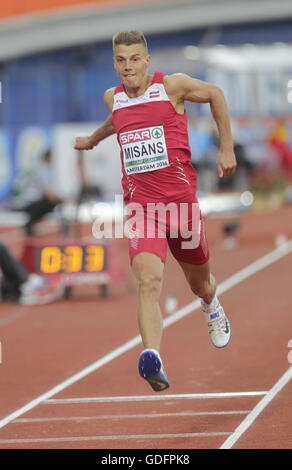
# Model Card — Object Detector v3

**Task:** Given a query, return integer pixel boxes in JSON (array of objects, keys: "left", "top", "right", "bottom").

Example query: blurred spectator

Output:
[
  {"left": 76, "top": 150, "right": 104, "bottom": 204},
  {"left": 268, "top": 116, "right": 292, "bottom": 178},
  {"left": 189, "top": 118, "right": 256, "bottom": 192},
  {"left": 0, "top": 242, "right": 63, "bottom": 304},
  {"left": 17, "top": 150, "right": 63, "bottom": 236},
  {"left": 218, "top": 140, "right": 254, "bottom": 190},
  {"left": 207, "top": 125, "right": 253, "bottom": 191}
]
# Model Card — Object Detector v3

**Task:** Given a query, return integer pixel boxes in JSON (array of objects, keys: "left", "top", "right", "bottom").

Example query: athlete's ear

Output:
[{"left": 146, "top": 55, "right": 151, "bottom": 66}]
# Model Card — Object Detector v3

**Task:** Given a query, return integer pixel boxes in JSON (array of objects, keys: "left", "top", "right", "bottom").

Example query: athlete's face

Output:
[{"left": 113, "top": 43, "right": 150, "bottom": 90}]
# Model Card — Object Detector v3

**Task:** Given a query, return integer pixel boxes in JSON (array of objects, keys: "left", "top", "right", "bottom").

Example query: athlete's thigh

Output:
[
  {"left": 167, "top": 210, "right": 210, "bottom": 266},
  {"left": 127, "top": 204, "right": 168, "bottom": 267}
]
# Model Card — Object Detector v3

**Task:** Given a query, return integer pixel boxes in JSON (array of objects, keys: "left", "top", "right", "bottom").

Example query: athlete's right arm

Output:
[{"left": 74, "top": 88, "right": 115, "bottom": 150}]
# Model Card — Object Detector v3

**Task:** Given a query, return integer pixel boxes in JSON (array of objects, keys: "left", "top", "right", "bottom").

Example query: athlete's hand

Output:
[
  {"left": 217, "top": 149, "right": 237, "bottom": 178},
  {"left": 74, "top": 136, "right": 96, "bottom": 151}
]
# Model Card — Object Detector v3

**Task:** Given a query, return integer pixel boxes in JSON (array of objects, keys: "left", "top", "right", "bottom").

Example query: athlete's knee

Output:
[
  {"left": 132, "top": 253, "right": 164, "bottom": 298},
  {"left": 136, "top": 271, "right": 163, "bottom": 298}
]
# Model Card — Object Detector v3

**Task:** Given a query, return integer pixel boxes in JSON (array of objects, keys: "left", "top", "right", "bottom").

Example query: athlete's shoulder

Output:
[
  {"left": 104, "top": 87, "right": 115, "bottom": 99},
  {"left": 164, "top": 73, "right": 210, "bottom": 101},
  {"left": 162, "top": 73, "right": 191, "bottom": 99},
  {"left": 103, "top": 88, "right": 115, "bottom": 111},
  {"left": 164, "top": 73, "right": 192, "bottom": 87}
]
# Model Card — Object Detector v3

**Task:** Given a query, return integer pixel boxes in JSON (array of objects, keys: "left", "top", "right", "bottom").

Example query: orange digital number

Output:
[
  {"left": 40, "top": 247, "right": 62, "bottom": 273},
  {"left": 85, "top": 245, "right": 104, "bottom": 272},
  {"left": 62, "top": 246, "right": 83, "bottom": 273}
]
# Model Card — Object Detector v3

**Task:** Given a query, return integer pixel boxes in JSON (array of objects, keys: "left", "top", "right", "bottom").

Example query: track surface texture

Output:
[{"left": 0, "top": 204, "right": 292, "bottom": 449}]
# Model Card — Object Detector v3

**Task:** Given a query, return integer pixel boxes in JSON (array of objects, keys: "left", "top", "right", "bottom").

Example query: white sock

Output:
[{"left": 201, "top": 295, "right": 220, "bottom": 314}]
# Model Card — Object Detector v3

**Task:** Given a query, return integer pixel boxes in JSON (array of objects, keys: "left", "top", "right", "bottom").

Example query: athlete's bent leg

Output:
[
  {"left": 178, "top": 259, "right": 216, "bottom": 303},
  {"left": 131, "top": 252, "right": 164, "bottom": 351},
  {"left": 178, "top": 260, "right": 231, "bottom": 348}
]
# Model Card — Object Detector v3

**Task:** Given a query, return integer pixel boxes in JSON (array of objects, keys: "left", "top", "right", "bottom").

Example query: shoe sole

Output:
[{"left": 138, "top": 350, "right": 170, "bottom": 392}]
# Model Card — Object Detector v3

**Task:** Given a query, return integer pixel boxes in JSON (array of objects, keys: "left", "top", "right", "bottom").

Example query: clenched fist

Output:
[
  {"left": 74, "top": 136, "right": 95, "bottom": 151},
  {"left": 217, "top": 149, "right": 237, "bottom": 178}
]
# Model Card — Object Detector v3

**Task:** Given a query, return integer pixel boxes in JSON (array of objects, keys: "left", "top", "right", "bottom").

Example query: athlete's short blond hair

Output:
[{"left": 112, "top": 31, "right": 148, "bottom": 53}]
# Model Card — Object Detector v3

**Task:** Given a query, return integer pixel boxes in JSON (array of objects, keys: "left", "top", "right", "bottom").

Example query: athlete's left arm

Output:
[{"left": 166, "top": 73, "right": 236, "bottom": 178}]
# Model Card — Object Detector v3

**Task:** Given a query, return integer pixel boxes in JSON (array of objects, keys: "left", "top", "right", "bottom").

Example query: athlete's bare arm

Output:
[
  {"left": 74, "top": 88, "right": 116, "bottom": 151},
  {"left": 165, "top": 73, "right": 236, "bottom": 178}
]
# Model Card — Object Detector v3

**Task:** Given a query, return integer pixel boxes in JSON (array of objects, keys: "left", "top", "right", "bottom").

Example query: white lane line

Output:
[
  {"left": 44, "top": 391, "right": 267, "bottom": 404},
  {"left": 14, "top": 410, "right": 250, "bottom": 423},
  {"left": 0, "top": 241, "right": 291, "bottom": 430},
  {"left": 0, "top": 432, "right": 231, "bottom": 444},
  {"left": 0, "top": 306, "right": 28, "bottom": 326},
  {"left": 0, "top": 336, "right": 140, "bottom": 429},
  {"left": 163, "top": 239, "right": 292, "bottom": 330},
  {"left": 220, "top": 366, "right": 292, "bottom": 449}
]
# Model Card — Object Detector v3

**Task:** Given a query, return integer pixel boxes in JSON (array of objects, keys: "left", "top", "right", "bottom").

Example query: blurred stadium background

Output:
[
  {"left": 0, "top": 0, "right": 292, "bottom": 216},
  {"left": 1, "top": 1, "right": 292, "bottom": 451}
]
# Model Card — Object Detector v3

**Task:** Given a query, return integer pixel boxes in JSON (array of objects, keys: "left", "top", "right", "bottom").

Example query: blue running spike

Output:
[{"left": 138, "top": 349, "right": 170, "bottom": 392}]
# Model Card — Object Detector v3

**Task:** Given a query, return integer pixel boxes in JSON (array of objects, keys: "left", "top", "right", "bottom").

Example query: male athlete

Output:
[{"left": 74, "top": 31, "right": 236, "bottom": 392}]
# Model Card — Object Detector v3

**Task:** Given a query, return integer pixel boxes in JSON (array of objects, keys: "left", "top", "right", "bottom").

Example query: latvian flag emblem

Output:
[{"left": 149, "top": 90, "right": 160, "bottom": 99}]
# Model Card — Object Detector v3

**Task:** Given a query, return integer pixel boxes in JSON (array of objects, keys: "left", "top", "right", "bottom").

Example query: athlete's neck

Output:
[{"left": 124, "top": 74, "right": 153, "bottom": 98}]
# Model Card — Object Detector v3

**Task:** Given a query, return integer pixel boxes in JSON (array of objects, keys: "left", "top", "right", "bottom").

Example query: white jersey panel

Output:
[{"left": 113, "top": 83, "right": 170, "bottom": 111}]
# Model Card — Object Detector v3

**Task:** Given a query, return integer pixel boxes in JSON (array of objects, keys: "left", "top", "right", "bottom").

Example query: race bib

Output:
[{"left": 120, "top": 126, "right": 169, "bottom": 175}]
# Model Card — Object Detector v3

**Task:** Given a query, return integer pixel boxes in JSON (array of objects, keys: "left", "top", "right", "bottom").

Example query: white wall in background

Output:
[{"left": 52, "top": 123, "right": 121, "bottom": 200}]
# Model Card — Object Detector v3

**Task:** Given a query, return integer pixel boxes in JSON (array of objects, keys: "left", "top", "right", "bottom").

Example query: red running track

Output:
[{"left": 0, "top": 206, "right": 292, "bottom": 449}]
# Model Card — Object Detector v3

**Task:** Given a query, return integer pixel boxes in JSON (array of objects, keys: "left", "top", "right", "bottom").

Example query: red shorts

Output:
[{"left": 126, "top": 201, "right": 210, "bottom": 266}]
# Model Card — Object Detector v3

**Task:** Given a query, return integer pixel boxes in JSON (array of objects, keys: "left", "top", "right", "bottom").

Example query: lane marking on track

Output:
[
  {"left": 220, "top": 366, "right": 292, "bottom": 449},
  {"left": 44, "top": 391, "right": 267, "bottom": 404},
  {"left": 0, "top": 306, "right": 28, "bottom": 326},
  {"left": 0, "top": 240, "right": 292, "bottom": 430},
  {"left": 13, "top": 410, "right": 250, "bottom": 423},
  {"left": 0, "top": 432, "right": 231, "bottom": 444},
  {"left": 164, "top": 239, "right": 292, "bottom": 330}
]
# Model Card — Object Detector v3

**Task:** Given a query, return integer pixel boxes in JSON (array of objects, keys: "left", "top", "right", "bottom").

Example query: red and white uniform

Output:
[{"left": 111, "top": 71, "right": 209, "bottom": 265}]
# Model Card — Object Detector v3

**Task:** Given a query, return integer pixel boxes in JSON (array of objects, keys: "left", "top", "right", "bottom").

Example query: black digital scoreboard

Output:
[{"left": 20, "top": 239, "right": 126, "bottom": 289}]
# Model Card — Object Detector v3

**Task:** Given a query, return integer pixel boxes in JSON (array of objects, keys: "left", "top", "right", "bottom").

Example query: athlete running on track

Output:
[{"left": 74, "top": 31, "right": 236, "bottom": 392}]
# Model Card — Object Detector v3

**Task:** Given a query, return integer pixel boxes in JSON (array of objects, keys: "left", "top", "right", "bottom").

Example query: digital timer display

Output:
[{"left": 36, "top": 244, "right": 106, "bottom": 274}]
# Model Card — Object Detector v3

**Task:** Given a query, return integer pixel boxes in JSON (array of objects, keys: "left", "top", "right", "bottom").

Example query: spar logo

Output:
[
  {"left": 152, "top": 128, "right": 163, "bottom": 139},
  {"left": 120, "top": 129, "right": 151, "bottom": 145}
]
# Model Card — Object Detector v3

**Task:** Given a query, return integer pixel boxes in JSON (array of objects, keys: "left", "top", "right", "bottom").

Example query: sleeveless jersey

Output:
[{"left": 112, "top": 71, "right": 198, "bottom": 204}]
